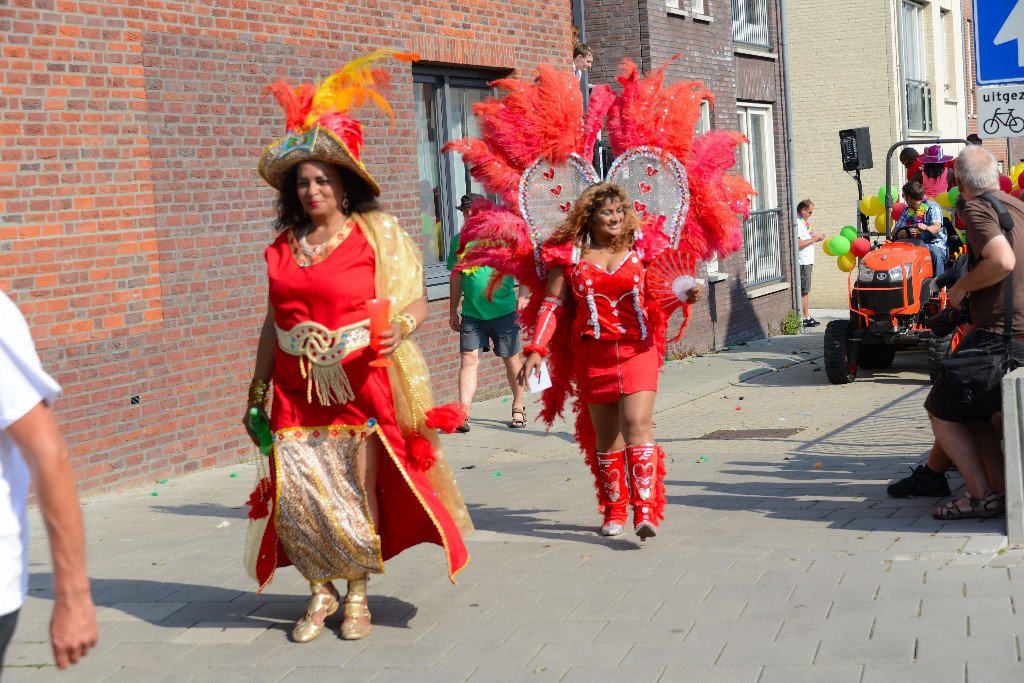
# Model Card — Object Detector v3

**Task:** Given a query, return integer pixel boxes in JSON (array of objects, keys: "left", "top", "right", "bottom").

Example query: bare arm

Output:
[
  {"left": 7, "top": 403, "right": 97, "bottom": 669},
  {"left": 449, "top": 271, "right": 463, "bottom": 332},
  {"left": 242, "top": 304, "right": 276, "bottom": 444},
  {"left": 252, "top": 303, "right": 277, "bottom": 384},
  {"left": 947, "top": 234, "right": 1015, "bottom": 307}
]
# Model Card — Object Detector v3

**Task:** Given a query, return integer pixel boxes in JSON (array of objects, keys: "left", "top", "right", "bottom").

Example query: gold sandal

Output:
[
  {"left": 292, "top": 582, "right": 339, "bottom": 643},
  {"left": 340, "top": 578, "right": 372, "bottom": 640}
]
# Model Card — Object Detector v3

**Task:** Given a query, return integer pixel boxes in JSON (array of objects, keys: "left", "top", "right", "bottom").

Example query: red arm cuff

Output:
[{"left": 527, "top": 296, "right": 562, "bottom": 356}]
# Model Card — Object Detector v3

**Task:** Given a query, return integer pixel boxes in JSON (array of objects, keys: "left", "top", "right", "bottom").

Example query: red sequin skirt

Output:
[{"left": 574, "top": 337, "right": 660, "bottom": 403}]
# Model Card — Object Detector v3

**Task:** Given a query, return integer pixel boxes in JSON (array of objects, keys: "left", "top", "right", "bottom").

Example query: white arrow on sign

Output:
[{"left": 995, "top": 0, "right": 1024, "bottom": 68}]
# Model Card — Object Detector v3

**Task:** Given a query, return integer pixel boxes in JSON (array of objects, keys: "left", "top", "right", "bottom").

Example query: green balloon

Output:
[
  {"left": 878, "top": 185, "right": 898, "bottom": 204},
  {"left": 840, "top": 226, "right": 858, "bottom": 242},
  {"left": 948, "top": 186, "right": 959, "bottom": 204},
  {"left": 829, "top": 235, "right": 851, "bottom": 256}
]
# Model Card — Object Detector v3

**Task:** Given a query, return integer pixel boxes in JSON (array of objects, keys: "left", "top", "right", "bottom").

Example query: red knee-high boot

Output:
[
  {"left": 595, "top": 448, "right": 628, "bottom": 536},
  {"left": 625, "top": 443, "right": 666, "bottom": 539}
]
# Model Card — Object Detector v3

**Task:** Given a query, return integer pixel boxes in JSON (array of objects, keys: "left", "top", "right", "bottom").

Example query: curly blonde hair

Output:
[{"left": 549, "top": 182, "right": 639, "bottom": 251}]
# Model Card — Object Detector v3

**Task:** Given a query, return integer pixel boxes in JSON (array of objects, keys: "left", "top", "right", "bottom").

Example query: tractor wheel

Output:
[
  {"left": 857, "top": 344, "right": 896, "bottom": 369},
  {"left": 824, "top": 319, "right": 857, "bottom": 384},
  {"left": 927, "top": 334, "right": 952, "bottom": 383}
]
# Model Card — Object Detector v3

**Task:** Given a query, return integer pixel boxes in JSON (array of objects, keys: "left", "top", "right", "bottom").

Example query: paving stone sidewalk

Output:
[{"left": 5, "top": 311, "right": 1024, "bottom": 682}]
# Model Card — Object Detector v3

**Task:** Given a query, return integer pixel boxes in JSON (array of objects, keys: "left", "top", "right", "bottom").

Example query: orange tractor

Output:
[{"left": 823, "top": 138, "right": 965, "bottom": 384}]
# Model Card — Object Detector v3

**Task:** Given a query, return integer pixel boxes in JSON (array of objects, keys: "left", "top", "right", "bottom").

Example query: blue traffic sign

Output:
[{"left": 975, "top": 0, "right": 1024, "bottom": 85}]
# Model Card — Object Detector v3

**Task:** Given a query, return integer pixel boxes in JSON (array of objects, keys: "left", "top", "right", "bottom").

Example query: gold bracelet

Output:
[
  {"left": 248, "top": 377, "right": 270, "bottom": 407},
  {"left": 394, "top": 312, "right": 417, "bottom": 338}
]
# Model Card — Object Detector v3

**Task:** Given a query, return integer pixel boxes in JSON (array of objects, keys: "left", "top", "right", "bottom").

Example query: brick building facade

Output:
[
  {"left": 584, "top": 0, "right": 798, "bottom": 353},
  {"left": 1, "top": 0, "right": 570, "bottom": 491}
]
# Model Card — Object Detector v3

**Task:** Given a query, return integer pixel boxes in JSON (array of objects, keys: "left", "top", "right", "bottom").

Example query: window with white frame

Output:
[
  {"left": 736, "top": 104, "right": 777, "bottom": 211},
  {"left": 413, "top": 68, "right": 500, "bottom": 289},
  {"left": 732, "top": 0, "right": 770, "bottom": 49},
  {"left": 736, "top": 103, "right": 783, "bottom": 286},
  {"left": 901, "top": 1, "right": 932, "bottom": 131},
  {"left": 941, "top": 9, "right": 957, "bottom": 102},
  {"left": 695, "top": 99, "right": 711, "bottom": 135},
  {"left": 690, "top": 0, "right": 706, "bottom": 14}
]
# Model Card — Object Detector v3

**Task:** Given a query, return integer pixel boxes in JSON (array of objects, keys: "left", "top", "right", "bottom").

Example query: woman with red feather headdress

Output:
[
  {"left": 241, "top": 50, "right": 472, "bottom": 644},
  {"left": 444, "top": 57, "right": 753, "bottom": 540}
]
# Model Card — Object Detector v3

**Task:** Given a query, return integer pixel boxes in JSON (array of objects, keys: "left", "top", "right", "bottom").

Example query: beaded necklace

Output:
[{"left": 288, "top": 219, "right": 355, "bottom": 268}]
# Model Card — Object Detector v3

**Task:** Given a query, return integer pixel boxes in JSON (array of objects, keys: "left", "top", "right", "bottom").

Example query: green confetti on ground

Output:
[
  {"left": 150, "top": 492, "right": 159, "bottom": 496},
  {"left": 156, "top": 478, "right": 168, "bottom": 484},
  {"left": 697, "top": 455, "right": 710, "bottom": 463},
  {"left": 230, "top": 472, "right": 238, "bottom": 477},
  {"left": 491, "top": 471, "right": 503, "bottom": 477},
  {"left": 502, "top": 397, "right": 510, "bottom": 402}
]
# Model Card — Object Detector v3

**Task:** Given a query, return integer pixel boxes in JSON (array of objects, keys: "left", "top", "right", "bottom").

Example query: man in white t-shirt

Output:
[
  {"left": 796, "top": 199, "right": 825, "bottom": 327},
  {"left": 0, "top": 290, "right": 97, "bottom": 669}
]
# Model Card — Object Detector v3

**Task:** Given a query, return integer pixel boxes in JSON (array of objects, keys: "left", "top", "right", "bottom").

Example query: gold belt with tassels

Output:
[{"left": 276, "top": 320, "right": 371, "bottom": 406}]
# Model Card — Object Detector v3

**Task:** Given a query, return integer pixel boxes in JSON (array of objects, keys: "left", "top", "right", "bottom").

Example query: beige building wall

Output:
[{"left": 787, "top": 0, "right": 966, "bottom": 309}]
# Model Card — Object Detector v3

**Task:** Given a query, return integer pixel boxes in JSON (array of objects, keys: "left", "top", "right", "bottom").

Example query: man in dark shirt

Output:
[{"left": 926, "top": 146, "right": 1024, "bottom": 520}]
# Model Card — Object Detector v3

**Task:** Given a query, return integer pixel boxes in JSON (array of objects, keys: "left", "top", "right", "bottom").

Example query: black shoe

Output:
[
  {"left": 455, "top": 419, "right": 471, "bottom": 434},
  {"left": 887, "top": 465, "right": 951, "bottom": 498},
  {"left": 802, "top": 317, "right": 820, "bottom": 327}
]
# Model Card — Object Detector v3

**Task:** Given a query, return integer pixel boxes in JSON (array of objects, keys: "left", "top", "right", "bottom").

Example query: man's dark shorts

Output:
[
  {"left": 460, "top": 312, "right": 522, "bottom": 357},
  {"left": 800, "top": 264, "right": 813, "bottom": 296},
  {"left": 925, "top": 329, "right": 1024, "bottom": 422}
]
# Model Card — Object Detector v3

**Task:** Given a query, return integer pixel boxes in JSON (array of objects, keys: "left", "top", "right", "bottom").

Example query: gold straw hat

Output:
[{"left": 257, "top": 49, "right": 418, "bottom": 196}]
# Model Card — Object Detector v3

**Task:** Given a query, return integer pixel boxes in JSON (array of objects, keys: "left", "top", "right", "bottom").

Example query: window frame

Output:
[
  {"left": 900, "top": 0, "right": 933, "bottom": 132},
  {"left": 412, "top": 66, "right": 504, "bottom": 291},
  {"left": 736, "top": 102, "right": 778, "bottom": 211},
  {"left": 731, "top": 0, "right": 771, "bottom": 49}
]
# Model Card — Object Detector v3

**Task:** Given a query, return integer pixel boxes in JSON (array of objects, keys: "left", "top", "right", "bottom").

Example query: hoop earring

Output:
[{"left": 341, "top": 196, "right": 350, "bottom": 214}]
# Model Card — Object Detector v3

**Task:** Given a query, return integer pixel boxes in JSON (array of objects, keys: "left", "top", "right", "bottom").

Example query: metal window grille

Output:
[
  {"left": 905, "top": 79, "right": 933, "bottom": 132},
  {"left": 732, "top": 0, "right": 771, "bottom": 49},
  {"left": 743, "top": 209, "right": 783, "bottom": 287}
]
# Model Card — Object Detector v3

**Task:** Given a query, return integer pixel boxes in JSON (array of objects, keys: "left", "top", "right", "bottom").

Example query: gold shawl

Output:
[{"left": 351, "top": 211, "right": 474, "bottom": 536}]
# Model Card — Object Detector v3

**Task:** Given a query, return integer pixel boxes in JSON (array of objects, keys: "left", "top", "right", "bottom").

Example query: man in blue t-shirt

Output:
[
  {"left": 893, "top": 181, "right": 948, "bottom": 277},
  {"left": 448, "top": 194, "right": 528, "bottom": 431}
]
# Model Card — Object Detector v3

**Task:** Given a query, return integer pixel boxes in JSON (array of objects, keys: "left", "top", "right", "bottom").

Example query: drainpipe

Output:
[{"left": 779, "top": 0, "right": 800, "bottom": 313}]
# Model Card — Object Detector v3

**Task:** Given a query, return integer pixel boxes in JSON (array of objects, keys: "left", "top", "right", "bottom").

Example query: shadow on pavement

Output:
[
  {"left": 26, "top": 573, "right": 418, "bottom": 630},
  {"left": 466, "top": 503, "right": 645, "bottom": 550}
]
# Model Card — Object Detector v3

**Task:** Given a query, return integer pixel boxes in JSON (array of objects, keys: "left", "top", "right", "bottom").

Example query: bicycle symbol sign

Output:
[{"left": 977, "top": 85, "right": 1024, "bottom": 139}]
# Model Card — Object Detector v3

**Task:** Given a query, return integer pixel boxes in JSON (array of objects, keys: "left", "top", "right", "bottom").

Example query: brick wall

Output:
[
  {"left": 0, "top": 0, "right": 569, "bottom": 491},
  {"left": 588, "top": 0, "right": 797, "bottom": 351}
]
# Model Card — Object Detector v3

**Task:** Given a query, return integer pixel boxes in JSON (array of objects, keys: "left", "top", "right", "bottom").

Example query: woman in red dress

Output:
[
  {"left": 521, "top": 183, "right": 701, "bottom": 539},
  {"left": 241, "top": 54, "right": 471, "bottom": 644}
]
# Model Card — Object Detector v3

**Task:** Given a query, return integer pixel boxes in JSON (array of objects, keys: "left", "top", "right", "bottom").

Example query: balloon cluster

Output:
[
  {"left": 1007, "top": 162, "right": 1024, "bottom": 200},
  {"left": 822, "top": 225, "right": 871, "bottom": 272}
]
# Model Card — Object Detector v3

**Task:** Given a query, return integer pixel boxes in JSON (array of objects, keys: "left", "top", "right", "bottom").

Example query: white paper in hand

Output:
[{"left": 528, "top": 361, "right": 553, "bottom": 394}]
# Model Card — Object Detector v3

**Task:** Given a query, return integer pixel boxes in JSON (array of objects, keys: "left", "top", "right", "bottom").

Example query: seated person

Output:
[{"left": 893, "top": 181, "right": 947, "bottom": 277}]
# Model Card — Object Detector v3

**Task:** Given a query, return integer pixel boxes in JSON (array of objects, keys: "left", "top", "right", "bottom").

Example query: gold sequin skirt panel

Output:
[{"left": 272, "top": 425, "right": 384, "bottom": 583}]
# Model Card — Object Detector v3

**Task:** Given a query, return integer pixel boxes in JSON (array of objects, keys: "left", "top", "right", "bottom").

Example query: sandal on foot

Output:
[
  {"left": 455, "top": 418, "right": 471, "bottom": 433},
  {"left": 292, "top": 583, "right": 339, "bottom": 643},
  {"left": 932, "top": 492, "right": 1005, "bottom": 520},
  {"left": 510, "top": 407, "right": 526, "bottom": 428}
]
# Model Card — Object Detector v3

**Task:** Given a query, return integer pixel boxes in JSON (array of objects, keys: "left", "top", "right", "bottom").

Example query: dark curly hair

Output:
[
  {"left": 549, "top": 182, "right": 639, "bottom": 252},
  {"left": 274, "top": 162, "right": 380, "bottom": 232}
]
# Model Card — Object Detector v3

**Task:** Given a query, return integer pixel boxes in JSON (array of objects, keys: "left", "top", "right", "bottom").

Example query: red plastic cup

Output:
[{"left": 366, "top": 298, "right": 393, "bottom": 367}]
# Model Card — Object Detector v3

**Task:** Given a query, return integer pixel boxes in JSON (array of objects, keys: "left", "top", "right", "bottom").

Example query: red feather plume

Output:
[
  {"left": 264, "top": 82, "right": 315, "bottom": 133},
  {"left": 424, "top": 403, "right": 467, "bottom": 434},
  {"left": 407, "top": 432, "right": 437, "bottom": 471}
]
